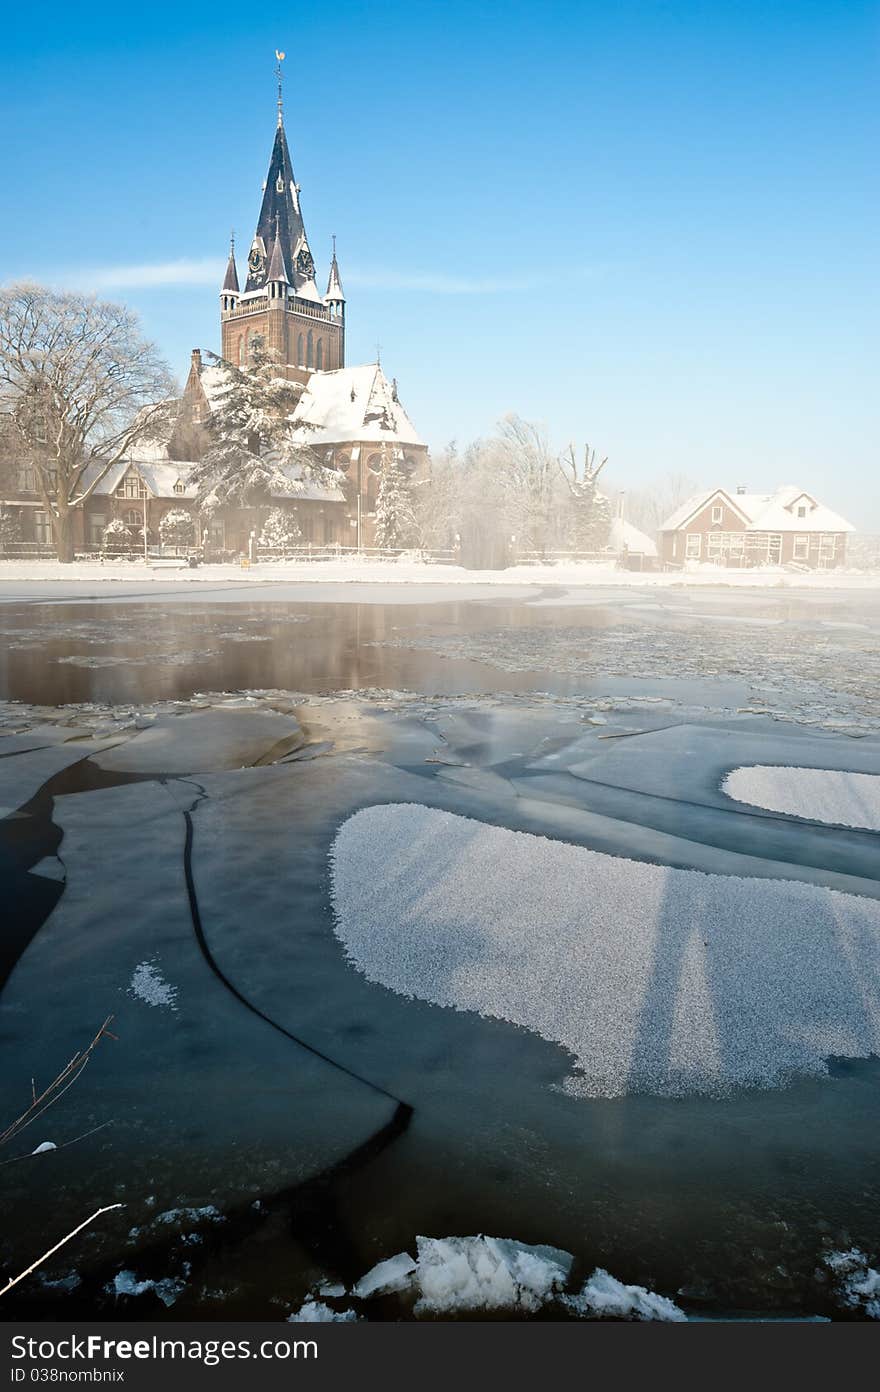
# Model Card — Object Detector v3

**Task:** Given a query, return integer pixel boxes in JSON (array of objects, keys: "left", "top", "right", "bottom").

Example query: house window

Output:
[
  {"left": 711, "top": 505, "right": 723, "bottom": 525},
  {"left": 89, "top": 514, "right": 106, "bottom": 545},
  {"left": 818, "top": 534, "right": 837, "bottom": 563},
  {"left": 124, "top": 509, "right": 141, "bottom": 526},
  {"left": 793, "top": 535, "right": 809, "bottom": 561},
  {"left": 118, "top": 473, "right": 146, "bottom": 499},
  {"left": 16, "top": 466, "right": 36, "bottom": 492},
  {"left": 797, "top": 505, "right": 807, "bottom": 518},
  {"left": 33, "top": 510, "right": 51, "bottom": 544},
  {"left": 685, "top": 533, "right": 702, "bottom": 559},
  {"left": 306, "top": 330, "right": 314, "bottom": 369},
  {"left": 173, "top": 481, "right": 186, "bottom": 495}
]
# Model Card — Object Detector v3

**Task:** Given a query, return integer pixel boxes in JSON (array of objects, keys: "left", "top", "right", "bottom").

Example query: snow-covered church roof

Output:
[{"left": 290, "top": 364, "right": 425, "bottom": 449}]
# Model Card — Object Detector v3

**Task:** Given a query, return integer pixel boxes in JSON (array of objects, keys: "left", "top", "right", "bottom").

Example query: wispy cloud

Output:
[
  {"left": 39, "top": 259, "right": 609, "bottom": 296},
  {"left": 64, "top": 258, "right": 227, "bottom": 291}
]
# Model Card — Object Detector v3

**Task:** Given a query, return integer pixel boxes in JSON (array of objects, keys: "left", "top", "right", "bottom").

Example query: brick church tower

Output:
[{"left": 219, "top": 56, "right": 345, "bottom": 384}]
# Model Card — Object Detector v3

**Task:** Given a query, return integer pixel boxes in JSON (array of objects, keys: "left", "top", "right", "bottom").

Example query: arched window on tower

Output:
[
  {"left": 306, "top": 331, "right": 314, "bottom": 369},
  {"left": 316, "top": 339, "right": 323, "bottom": 370},
  {"left": 244, "top": 329, "right": 250, "bottom": 362},
  {"left": 237, "top": 335, "right": 244, "bottom": 366},
  {"left": 297, "top": 333, "right": 304, "bottom": 366}
]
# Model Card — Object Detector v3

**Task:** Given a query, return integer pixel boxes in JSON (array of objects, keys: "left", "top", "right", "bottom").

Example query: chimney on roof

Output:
[
  {"left": 736, "top": 484, "right": 747, "bottom": 495},
  {"left": 191, "top": 349, "right": 202, "bottom": 369}
]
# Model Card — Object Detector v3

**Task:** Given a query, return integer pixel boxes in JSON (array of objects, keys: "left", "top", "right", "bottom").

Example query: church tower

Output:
[{"left": 220, "top": 54, "right": 345, "bottom": 383}]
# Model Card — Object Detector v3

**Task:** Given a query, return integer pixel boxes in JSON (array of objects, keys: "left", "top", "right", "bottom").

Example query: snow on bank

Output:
[
  {"left": 128, "top": 959, "right": 178, "bottom": 1010},
  {"left": 331, "top": 804, "right": 880, "bottom": 1098},
  {"left": 288, "top": 1301, "right": 360, "bottom": 1322},
  {"left": 2, "top": 556, "right": 879, "bottom": 591},
  {"left": 298, "top": 1236, "right": 684, "bottom": 1320},
  {"left": 723, "top": 766, "right": 880, "bottom": 832}
]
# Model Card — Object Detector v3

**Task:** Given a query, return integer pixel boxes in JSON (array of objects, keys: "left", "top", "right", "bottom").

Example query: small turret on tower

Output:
[
  {"left": 220, "top": 235, "right": 240, "bottom": 315},
  {"left": 266, "top": 218, "right": 290, "bottom": 300},
  {"left": 325, "top": 236, "right": 345, "bottom": 319}
]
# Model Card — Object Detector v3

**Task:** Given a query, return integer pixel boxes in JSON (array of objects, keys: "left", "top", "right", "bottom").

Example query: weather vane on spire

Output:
[{"left": 275, "top": 50, "right": 286, "bottom": 126}]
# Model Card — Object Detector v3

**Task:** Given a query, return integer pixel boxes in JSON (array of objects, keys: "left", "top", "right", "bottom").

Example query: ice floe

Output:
[
  {"left": 313, "top": 1236, "right": 683, "bottom": 1320},
  {"left": 110, "top": 1269, "right": 187, "bottom": 1307},
  {"left": 824, "top": 1249, "right": 880, "bottom": 1319},
  {"left": 331, "top": 803, "right": 880, "bottom": 1097},
  {"left": 723, "top": 765, "right": 880, "bottom": 832},
  {"left": 288, "top": 1301, "right": 360, "bottom": 1322}
]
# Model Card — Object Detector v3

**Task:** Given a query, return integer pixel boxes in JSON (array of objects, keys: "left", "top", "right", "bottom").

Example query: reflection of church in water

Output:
[{"left": 176, "top": 57, "right": 427, "bottom": 551}]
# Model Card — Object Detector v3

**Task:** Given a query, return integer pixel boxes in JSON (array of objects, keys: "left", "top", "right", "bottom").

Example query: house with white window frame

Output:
[{"left": 658, "top": 485, "right": 855, "bottom": 570}]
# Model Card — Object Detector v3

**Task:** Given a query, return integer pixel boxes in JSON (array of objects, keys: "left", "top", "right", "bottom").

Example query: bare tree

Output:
[
  {"left": 0, "top": 284, "right": 176, "bottom": 561},
  {"left": 618, "top": 471, "right": 702, "bottom": 539}
]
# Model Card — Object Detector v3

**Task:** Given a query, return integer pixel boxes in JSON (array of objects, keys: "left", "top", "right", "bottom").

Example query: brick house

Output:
[{"left": 658, "top": 485, "right": 854, "bottom": 570}]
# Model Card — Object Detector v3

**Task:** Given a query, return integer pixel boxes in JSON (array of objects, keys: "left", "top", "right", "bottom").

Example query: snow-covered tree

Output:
[
  {"left": 158, "top": 508, "right": 195, "bottom": 547},
  {"left": 102, "top": 517, "right": 134, "bottom": 551},
  {"left": 0, "top": 284, "right": 174, "bottom": 561},
  {"left": 258, "top": 507, "right": 302, "bottom": 550},
  {"left": 0, "top": 507, "right": 22, "bottom": 549},
  {"left": 188, "top": 344, "right": 329, "bottom": 512},
  {"left": 374, "top": 446, "right": 417, "bottom": 549},
  {"left": 558, "top": 443, "right": 613, "bottom": 550}
]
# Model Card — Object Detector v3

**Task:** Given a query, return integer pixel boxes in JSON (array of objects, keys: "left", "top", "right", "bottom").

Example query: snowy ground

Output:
[{"left": 2, "top": 555, "right": 880, "bottom": 593}]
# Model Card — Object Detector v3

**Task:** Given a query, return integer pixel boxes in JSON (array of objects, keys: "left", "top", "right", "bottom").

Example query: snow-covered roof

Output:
[
  {"left": 608, "top": 517, "right": 658, "bottom": 557},
  {"left": 290, "top": 364, "right": 425, "bottom": 448},
  {"left": 659, "top": 486, "right": 855, "bottom": 534},
  {"left": 79, "top": 457, "right": 199, "bottom": 500}
]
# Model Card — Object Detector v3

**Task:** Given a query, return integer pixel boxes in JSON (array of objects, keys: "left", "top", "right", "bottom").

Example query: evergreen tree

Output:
[
  {"left": 258, "top": 507, "right": 302, "bottom": 549},
  {"left": 374, "top": 446, "right": 417, "bottom": 550},
  {"left": 558, "top": 444, "right": 613, "bottom": 551},
  {"left": 158, "top": 508, "right": 196, "bottom": 547},
  {"left": 189, "top": 344, "right": 329, "bottom": 512}
]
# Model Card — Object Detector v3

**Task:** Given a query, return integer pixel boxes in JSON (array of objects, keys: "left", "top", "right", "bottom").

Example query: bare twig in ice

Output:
[
  {"left": 0, "top": 1205, "right": 124, "bottom": 1299},
  {"left": 0, "top": 1016, "right": 117, "bottom": 1150}
]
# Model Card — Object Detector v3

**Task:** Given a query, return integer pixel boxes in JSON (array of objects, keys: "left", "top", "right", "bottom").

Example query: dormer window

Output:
[
  {"left": 276, "top": 174, "right": 285, "bottom": 193},
  {"left": 173, "top": 481, "right": 186, "bottom": 495},
  {"left": 797, "top": 505, "right": 806, "bottom": 518}
]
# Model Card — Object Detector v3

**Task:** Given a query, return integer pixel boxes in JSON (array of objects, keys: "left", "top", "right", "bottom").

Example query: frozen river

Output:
[{"left": 1, "top": 582, "right": 879, "bottom": 1320}]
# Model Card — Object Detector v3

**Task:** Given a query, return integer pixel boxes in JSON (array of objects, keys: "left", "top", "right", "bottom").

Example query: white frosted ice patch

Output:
[
  {"left": 723, "top": 765, "right": 880, "bottom": 832},
  {"left": 413, "top": 1236, "right": 572, "bottom": 1315},
  {"left": 825, "top": 1249, "right": 880, "bottom": 1319},
  {"left": 564, "top": 1268, "right": 686, "bottom": 1321},
  {"left": 110, "top": 1270, "right": 186, "bottom": 1307},
  {"left": 353, "top": 1251, "right": 417, "bottom": 1298},
  {"left": 288, "top": 1300, "right": 359, "bottom": 1322},
  {"left": 330, "top": 804, "right": 880, "bottom": 1098},
  {"left": 128, "top": 960, "right": 178, "bottom": 1011}
]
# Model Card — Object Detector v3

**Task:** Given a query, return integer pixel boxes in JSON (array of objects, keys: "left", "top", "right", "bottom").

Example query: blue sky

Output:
[{"left": 1, "top": 1, "right": 877, "bottom": 522}]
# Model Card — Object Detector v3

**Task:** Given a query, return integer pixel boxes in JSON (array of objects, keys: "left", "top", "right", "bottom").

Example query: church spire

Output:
[
  {"left": 222, "top": 234, "right": 240, "bottom": 294},
  {"left": 244, "top": 64, "right": 318, "bottom": 296},
  {"left": 326, "top": 234, "right": 345, "bottom": 304},
  {"left": 275, "top": 49, "right": 285, "bottom": 128}
]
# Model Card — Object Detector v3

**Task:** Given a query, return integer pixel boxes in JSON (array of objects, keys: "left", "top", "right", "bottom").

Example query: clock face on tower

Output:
[
  {"left": 248, "top": 246, "right": 265, "bottom": 275},
  {"left": 296, "top": 247, "right": 315, "bottom": 279}
]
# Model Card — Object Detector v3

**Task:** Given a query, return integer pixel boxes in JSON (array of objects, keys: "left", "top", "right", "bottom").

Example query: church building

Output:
[{"left": 0, "top": 61, "right": 427, "bottom": 557}]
